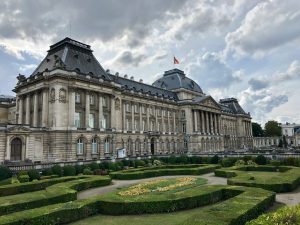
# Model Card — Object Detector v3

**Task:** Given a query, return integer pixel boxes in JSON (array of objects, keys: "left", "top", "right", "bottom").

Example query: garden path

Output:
[{"left": 77, "top": 173, "right": 227, "bottom": 200}]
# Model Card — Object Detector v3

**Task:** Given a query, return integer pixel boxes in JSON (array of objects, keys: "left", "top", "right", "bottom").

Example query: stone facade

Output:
[{"left": 0, "top": 38, "right": 253, "bottom": 163}]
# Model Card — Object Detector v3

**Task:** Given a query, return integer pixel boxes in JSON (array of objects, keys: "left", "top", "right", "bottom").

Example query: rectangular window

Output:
[
  {"left": 126, "top": 103, "right": 130, "bottom": 112},
  {"left": 104, "top": 141, "right": 110, "bottom": 154},
  {"left": 182, "top": 123, "right": 186, "bottom": 133},
  {"left": 134, "top": 105, "right": 138, "bottom": 113},
  {"left": 89, "top": 113, "right": 94, "bottom": 128},
  {"left": 89, "top": 95, "right": 95, "bottom": 105},
  {"left": 102, "top": 116, "right": 107, "bottom": 129},
  {"left": 75, "top": 112, "right": 81, "bottom": 128},
  {"left": 103, "top": 97, "right": 107, "bottom": 107},
  {"left": 75, "top": 93, "right": 81, "bottom": 103},
  {"left": 134, "top": 120, "right": 138, "bottom": 130},
  {"left": 142, "top": 120, "right": 145, "bottom": 131},
  {"left": 92, "top": 142, "right": 98, "bottom": 154}
]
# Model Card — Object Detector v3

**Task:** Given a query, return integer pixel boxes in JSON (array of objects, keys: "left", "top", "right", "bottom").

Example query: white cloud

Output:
[{"left": 225, "top": 0, "right": 300, "bottom": 58}]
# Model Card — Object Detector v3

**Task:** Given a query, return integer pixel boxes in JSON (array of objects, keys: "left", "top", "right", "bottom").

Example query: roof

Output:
[
  {"left": 31, "top": 37, "right": 110, "bottom": 80},
  {"left": 219, "top": 98, "right": 249, "bottom": 116},
  {"left": 152, "top": 69, "right": 203, "bottom": 93},
  {"left": 108, "top": 74, "right": 178, "bottom": 100},
  {"left": 0, "top": 95, "right": 15, "bottom": 103}
]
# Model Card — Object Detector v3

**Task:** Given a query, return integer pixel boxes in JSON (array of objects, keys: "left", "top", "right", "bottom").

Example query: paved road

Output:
[{"left": 78, "top": 173, "right": 227, "bottom": 200}]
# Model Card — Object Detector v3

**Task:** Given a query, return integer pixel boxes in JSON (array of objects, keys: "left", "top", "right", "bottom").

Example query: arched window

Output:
[
  {"left": 104, "top": 138, "right": 110, "bottom": 154},
  {"left": 77, "top": 139, "right": 84, "bottom": 155},
  {"left": 92, "top": 138, "right": 98, "bottom": 154}
]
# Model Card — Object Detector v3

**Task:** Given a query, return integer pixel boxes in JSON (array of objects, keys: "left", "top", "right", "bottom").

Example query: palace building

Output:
[{"left": 0, "top": 38, "right": 253, "bottom": 163}]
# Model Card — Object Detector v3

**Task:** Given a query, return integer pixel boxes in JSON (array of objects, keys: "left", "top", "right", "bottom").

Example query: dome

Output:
[{"left": 152, "top": 69, "right": 203, "bottom": 93}]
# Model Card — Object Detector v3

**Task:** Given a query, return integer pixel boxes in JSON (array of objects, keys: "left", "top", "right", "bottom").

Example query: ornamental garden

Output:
[{"left": 0, "top": 155, "right": 299, "bottom": 225}]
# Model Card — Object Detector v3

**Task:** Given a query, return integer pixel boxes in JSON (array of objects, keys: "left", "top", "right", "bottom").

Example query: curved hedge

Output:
[
  {"left": 0, "top": 176, "right": 111, "bottom": 216},
  {"left": 246, "top": 204, "right": 300, "bottom": 225},
  {"left": 0, "top": 176, "right": 84, "bottom": 197},
  {"left": 0, "top": 185, "right": 275, "bottom": 225},
  {"left": 110, "top": 164, "right": 220, "bottom": 180},
  {"left": 215, "top": 165, "right": 300, "bottom": 192}
]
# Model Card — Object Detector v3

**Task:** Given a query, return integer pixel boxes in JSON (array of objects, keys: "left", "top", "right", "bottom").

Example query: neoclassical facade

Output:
[{"left": 0, "top": 38, "right": 252, "bottom": 163}]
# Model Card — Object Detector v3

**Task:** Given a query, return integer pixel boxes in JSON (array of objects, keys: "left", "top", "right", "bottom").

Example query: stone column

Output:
[
  {"left": 110, "top": 95, "right": 115, "bottom": 129},
  {"left": 98, "top": 95, "right": 103, "bottom": 130},
  {"left": 85, "top": 92, "right": 90, "bottom": 129},
  {"left": 68, "top": 88, "right": 75, "bottom": 128},
  {"left": 205, "top": 112, "right": 209, "bottom": 135},
  {"left": 18, "top": 96, "right": 23, "bottom": 124},
  {"left": 194, "top": 110, "right": 198, "bottom": 133},
  {"left": 33, "top": 92, "right": 38, "bottom": 127},
  {"left": 25, "top": 94, "right": 30, "bottom": 125},
  {"left": 167, "top": 110, "right": 170, "bottom": 134},
  {"left": 155, "top": 107, "right": 158, "bottom": 131},
  {"left": 131, "top": 103, "right": 134, "bottom": 132},
  {"left": 201, "top": 111, "right": 205, "bottom": 134},
  {"left": 146, "top": 105, "right": 150, "bottom": 131},
  {"left": 218, "top": 115, "right": 222, "bottom": 135},
  {"left": 139, "top": 104, "right": 143, "bottom": 133},
  {"left": 250, "top": 121, "right": 253, "bottom": 136},
  {"left": 123, "top": 102, "right": 126, "bottom": 132},
  {"left": 214, "top": 114, "right": 218, "bottom": 134},
  {"left": 210, "top": 113, "right": 214, "bottom": 135},
  {"left": 173, "top": 111, "right": 176, "bottom": 133}
]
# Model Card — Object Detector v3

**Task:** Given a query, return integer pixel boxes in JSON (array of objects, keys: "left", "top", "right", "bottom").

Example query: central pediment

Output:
[{"left": 193, "top": 96, "right": 221, "bottom": 110}]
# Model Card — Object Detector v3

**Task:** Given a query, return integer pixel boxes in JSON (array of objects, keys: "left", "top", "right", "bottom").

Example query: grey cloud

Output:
[
  {"left": 248, "top": 78, "right": 269, "bottom": 90},
  {"left": 115, "top": 51, "right": 146, "bottom": 67},
  {"left": 187, "top": 52, "right": 240, "bottom": 90},
  {"left": 0, "top": 0, "right": 187, "bottom": 44},
  {"left": 225, "top": 0, "right": 300, "bottom": 57}
]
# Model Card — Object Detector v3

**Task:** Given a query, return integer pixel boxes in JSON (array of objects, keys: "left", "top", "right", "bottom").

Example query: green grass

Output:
[{"left": 215, "top": 166, "right": 300, "bottom": 192}]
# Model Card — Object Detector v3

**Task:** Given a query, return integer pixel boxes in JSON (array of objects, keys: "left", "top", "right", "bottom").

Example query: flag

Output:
[{"left": 174, "top": 56, "right": 179, "bottom": 64}]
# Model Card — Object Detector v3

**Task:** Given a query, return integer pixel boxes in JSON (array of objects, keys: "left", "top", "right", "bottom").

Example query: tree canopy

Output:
[
  {"left": 264, "top": 120, "right": 281, "bottom": 136},
  {"left": 252, "top": 122, "right": 264, "bottom": 137}
]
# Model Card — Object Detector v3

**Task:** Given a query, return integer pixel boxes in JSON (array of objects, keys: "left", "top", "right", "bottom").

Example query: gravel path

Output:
[{"left": 77, "top": 173, "right": 227, "bottom": 200}]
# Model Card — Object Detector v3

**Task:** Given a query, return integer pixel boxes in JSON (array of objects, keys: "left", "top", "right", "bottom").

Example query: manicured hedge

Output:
[
  {"left": 110, "top": 164, "right": 220, "bottom": 180},
  {"left": 246, "top": 204, "right": 300, "bottom": 225},
  {"left": 0, "top": 185, "right": 275, "bottom": 225},
  {"left": 0, "top": 176, "right": 85, "bottom": 197},
  {"left": 215, "top": 165, "right": 300, "bottom": 192},
  {"left": 0, "top": 176, "right": 111, "bottom": 216}
]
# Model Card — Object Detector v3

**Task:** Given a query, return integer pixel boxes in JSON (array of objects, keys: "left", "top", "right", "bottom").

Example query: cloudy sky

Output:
[{"left": 0, "top": 0, "right": 300, "bottom": 126}]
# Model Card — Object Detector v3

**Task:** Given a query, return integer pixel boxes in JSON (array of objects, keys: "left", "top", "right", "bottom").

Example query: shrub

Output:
[
  {"left": 100, "top": 162, "right": 110, "bottom": 170},
  {"left": 83, "top": 168, "right": 93, "bottom": 175},
  {"left": 27, "top": 169, "right": 41, "bottom": 181},
  {"left": 75, "top": 165, "right": 83, "bottom": 175},
  {"left": 129, "top": 160, "right": 135, "bottom": 168},
  {"left": 221, "top": 158, "right": 237, "bottom": 167},
  {"left": 283, "top": 157, "right": 296, "bottom": 166},
  {"left": 255, "top": 155, "right": 267, "bottom": 165},
  {"left": 121, "top": 160, "right": 130, "bottom": 167},
  {"left": 17, "top": 171, "right": 28, "bottom": 178},
  {"left": 18, "top": 175, "right": 30, "bottom": 183},
  {"left": 0, "top": 166, "right": 12, "bottom": 182},
  {"left": 242, "top": 156, "right": 253, "bottom": 163},
  {"left": 235, "top": 160, "right": 246, "bottom": 166},
  {"left": 63, "top": 166, "right": 76, "bottom": 176},
  {"left": 42, "top": 168, "right": 53, "bottom": 176},
  {"left": 175, "top": 155, "right": 188, "bottom": 164},
  {"left": 246, "top": 160, "right": 257, "bottom": 166},
  {"left": 270, "top": 160, "right": 281, "bottom": 167},
  {"left": 153, "top": 160, "right": 163, "bottom": 166},
  {"left": 210, "top": 155, "right": 219, "bottom": 164},
  {"left": 88, "top": 162, "right": 99, "bottom": 171},
  {"left": 135, "top": 160, "right": 146, "bottom": 167},
  {"left": 52, "top": 165, "right": 63, "bottom": 177}
]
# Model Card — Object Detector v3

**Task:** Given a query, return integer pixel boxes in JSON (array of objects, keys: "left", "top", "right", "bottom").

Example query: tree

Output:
[
  {"left": 252, "top": 122, "right": 264, "bottom": 137},
  {"left": 264, "top": 120, "right": 281, "bottom": 136}
]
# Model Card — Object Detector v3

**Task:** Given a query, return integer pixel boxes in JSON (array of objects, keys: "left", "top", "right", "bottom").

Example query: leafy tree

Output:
[
  {"left": 264, "top": 120, "right": 281, "bottom": 136},
  {"left": 255, "top": 155, "right": 267, "bottom": 165},
  {"left": 252, "top": 122, "right": 264, "bottom": 137}
]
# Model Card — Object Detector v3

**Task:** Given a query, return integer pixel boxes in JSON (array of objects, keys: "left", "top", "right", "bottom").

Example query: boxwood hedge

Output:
[
  {"left": 215, "top": 165, "right": 300, "bottom": 192},
  {"left": 0, "top": 185, "right": 275, "bottom": 225},
  {"left": 110, "top": 164, "right": 220, "bottom": 180},
  {"left": 0, "top": 176, "right": 111, "bottom": 216}
]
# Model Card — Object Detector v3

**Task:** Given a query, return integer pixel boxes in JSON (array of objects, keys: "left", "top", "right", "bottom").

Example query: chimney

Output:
[
  {"left": 130, "top": 76, "right": 134, "bottom": 80},
  {"left": 124, "top": 74, "right": 128, "bottom": 78},
  {"left": 139, "top": 79, "right": 143, "bottom": 83}
]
